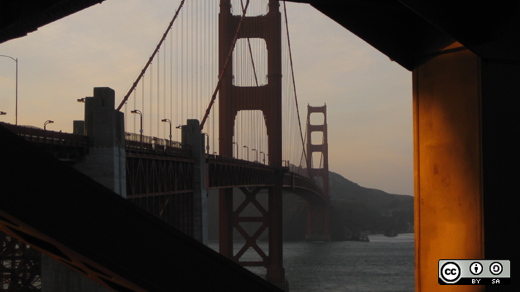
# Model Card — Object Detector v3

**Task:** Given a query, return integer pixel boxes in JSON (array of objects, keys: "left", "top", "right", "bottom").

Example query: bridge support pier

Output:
[
  {"left": 413, "top": 43, "right": 516, "bottom": 291},
  {"left": 75, "top": 87, "right": 126, "bottom": 198},
  {"left": 219, "top": 183, "right": 287, "bottom": 291},
  {"left": 266, "top": 170, "right": 287, "bottom": 290},
  {"left": 182, "top": 119, "right": 208, "bottom": 245},
  {"left": 42, "top": 87, "right": 124, "bottom": 292}
]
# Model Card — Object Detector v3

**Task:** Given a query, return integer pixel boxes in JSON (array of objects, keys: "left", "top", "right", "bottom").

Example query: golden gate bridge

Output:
[{"left": 1, "top": 1, "right": 331, "bottom": 291}]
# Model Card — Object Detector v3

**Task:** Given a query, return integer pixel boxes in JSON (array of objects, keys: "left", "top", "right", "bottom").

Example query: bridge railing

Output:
[
  {"left": 0, "top": 122, "right": 88, "bottom": 147},
  {"left": 206, "top": 155, "right": 278, "bottom": 188},
  {"left": 125, "top": 132, "right": 191, "bottom": 157},
  {"left": 287, "top": 162, "right": 314, "bottom": 180}
]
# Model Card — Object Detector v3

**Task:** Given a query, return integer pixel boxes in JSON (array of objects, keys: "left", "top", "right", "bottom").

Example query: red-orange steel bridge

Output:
[{"left": 0, "top": 1, "right": 332, "bottom": 290}]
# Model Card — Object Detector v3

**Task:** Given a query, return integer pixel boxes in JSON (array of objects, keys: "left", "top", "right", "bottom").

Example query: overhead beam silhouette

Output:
[{"left": 0, "top": 124, "right": 282, "bottom": 292}]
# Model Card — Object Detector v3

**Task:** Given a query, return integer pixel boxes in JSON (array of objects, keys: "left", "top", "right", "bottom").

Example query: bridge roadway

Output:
[
  {"left": 0, "top": 122, "right": 324, "bottom": 291},
  {"left": 0, "top": 122, "right": 325, "bottom": 204}
]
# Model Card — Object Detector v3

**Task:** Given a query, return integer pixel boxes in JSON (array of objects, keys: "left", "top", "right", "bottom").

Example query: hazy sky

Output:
[{"left": 0, "top": 0, "right": 413, "bottom": 196}]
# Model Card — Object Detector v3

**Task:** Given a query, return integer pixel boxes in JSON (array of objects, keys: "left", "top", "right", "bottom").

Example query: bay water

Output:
[{"left": 208, "top": 233, "right": 415, "bottom": 292}]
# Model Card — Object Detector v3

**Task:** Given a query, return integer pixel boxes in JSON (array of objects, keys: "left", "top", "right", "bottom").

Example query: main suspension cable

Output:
[
  {"left": 283, "top": 1, "right": 312, "bottom": 177},
  {"left": 117, "top": 0, "right": 186, "bottom": 111}
]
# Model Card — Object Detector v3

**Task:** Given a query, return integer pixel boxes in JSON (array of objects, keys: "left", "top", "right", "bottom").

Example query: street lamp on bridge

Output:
[
  {"left": 243, "top": 145, "right": 249, "bottom": 161},
  {"left": 260, "top": 151, "right": 265, "bottom": 165},
  {"left": 232, "top": 142, "right": 239, "bottom": 159},
  {"left": 131, "top": 110, "right": 143, "bottom": 143},
  {"left": 252, "top": 149, "right": 258, "bottom": 162},
  {"left": 0, "top": 55, "right": 18, "bottom": 125},
  {"left": 44, "top": 120, "right": 54, "bottom": 130},
  {"left": 203, "top": 133, "right": 210, "bottom": 154},
  {"left": 161, "top": 118, "right": 172, "bottom": 149}
]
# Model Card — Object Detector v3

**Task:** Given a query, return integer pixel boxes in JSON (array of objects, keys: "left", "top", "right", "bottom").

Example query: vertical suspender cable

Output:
[
  {"left": 133, "top": 89, "right": 137, "bottom": 133},
  {"left": 199, "top": 0, "right": 251, "bottom": 130},
  {"left": 181, "top": 5, "right": 184, "bottom": 126},
  {"left": 163, "top": 38, "right": 166, "bottom": 139},
  {"left": 157, "top": 49, "right": 160, "bottom": 138},
  {"left": 170, "top": 24, "right": 173, "bottom": 138},
  {"left": 191, "top": 0, "right": 194, "bottom": 119},
  {"left": 142, "top": 73, "right": 145, "bottom": 136},
  {"left": 150, "top": 62, "right": 153, "bottom": 137}
]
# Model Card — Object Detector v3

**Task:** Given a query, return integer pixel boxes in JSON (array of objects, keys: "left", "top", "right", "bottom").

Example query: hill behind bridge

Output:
[{"left": 207, "top": 171, "right": 414, "bottom": 241}]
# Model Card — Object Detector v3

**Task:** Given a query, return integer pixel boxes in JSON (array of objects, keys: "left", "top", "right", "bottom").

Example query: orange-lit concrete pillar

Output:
[{"left": 413, "top": 43, "right": 484, "bottom": 292}]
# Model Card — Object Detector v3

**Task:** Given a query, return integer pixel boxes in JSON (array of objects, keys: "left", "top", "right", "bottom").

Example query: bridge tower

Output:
[
  {"left": 218, "top": 0, "right": 286, "bottom": 288},
  {"left": 306, "top": 105, "right": 331, "bottom": 241}
]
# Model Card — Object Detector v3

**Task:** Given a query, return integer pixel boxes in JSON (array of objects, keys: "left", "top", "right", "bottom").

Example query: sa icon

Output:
[{"left": 441, "top": 262, "right": 461, "bottom": 284}]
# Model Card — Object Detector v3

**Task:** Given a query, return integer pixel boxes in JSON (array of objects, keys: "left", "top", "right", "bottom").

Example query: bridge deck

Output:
[{"left": 0, "top": 123, "right": 284, "bottom": 292}]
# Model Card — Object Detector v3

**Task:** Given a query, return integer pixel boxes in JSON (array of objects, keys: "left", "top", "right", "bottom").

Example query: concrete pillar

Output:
[
  {"left": 182, "top": 119, "right": 208, "bottom": 245},
  {"left": 42, "top": 87, "right": 125, "bottom": 292},
  {"left": 413, "top": 44, "right": 484, "bottom": 292},
  {"left": 77, "top": 87, "right": 126, "bottom": 198}
]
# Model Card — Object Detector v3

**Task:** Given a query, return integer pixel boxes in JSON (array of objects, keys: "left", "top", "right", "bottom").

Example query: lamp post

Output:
[
  {"left": 0, "top": 55, "right": 18, "bottom": 125},
  {"left": 260, "top": 151, "right": 265, "bottom": 164},
  {"left": 203, "top": 133, "right": 210, "bottom": 154},
  {"left": 131, "top": 110, "right": 143, "bottom": 143},
  {"left": 175, "top": 125, "right": 182, "bottom": 147},
  {"left": 252, "top": 149, "right": 258, "bottom": 162},
  {"left": 44, "top": 120, "right": 54, "bottom": 130},
  {"left": 161, "top": 118, "right": 172, "bottom": 149},
  {"left": 232, "top": 142, "right": 239, "bottom": 159},
  {"left": 243, "top": 145, "right": 249, "bottom": 161}
]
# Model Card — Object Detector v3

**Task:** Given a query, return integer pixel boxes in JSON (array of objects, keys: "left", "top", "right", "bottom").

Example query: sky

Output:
[{"left": 0, "top": 0, "right": 413, "bottom": 196}]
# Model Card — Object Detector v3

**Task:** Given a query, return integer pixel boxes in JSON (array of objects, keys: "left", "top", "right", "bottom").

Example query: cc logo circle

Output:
[{"left": 440, "top": 262, "right": 461, "bottom": 284}]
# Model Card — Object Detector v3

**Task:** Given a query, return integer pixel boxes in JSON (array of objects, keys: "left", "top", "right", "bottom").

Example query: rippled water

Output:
[{"left": 208, "top": 233, "right": 415, "bottom": 292}]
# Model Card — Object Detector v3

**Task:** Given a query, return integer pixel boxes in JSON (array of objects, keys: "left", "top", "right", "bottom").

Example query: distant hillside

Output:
[
  {"left": 206, "top": 171, "right": 414, "bottom": 241},
  {"left": 327, "top": 171, "right": 414, "bottom": 239}
]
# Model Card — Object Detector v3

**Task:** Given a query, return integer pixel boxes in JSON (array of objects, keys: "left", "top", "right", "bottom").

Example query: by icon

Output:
[{"left": 470, "top": 262, "right": 483, "bottom": 275}]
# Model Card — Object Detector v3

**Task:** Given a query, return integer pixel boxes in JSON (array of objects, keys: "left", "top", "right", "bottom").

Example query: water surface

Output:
[{"left": 209, "top": 233, "right": 415, "bottom": 292}]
